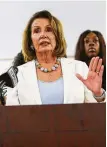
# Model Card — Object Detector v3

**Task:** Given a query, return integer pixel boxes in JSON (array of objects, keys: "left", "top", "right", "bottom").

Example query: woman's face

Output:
[
  {"left": 31, "top": 18, "right": 56, "bottom": 53},
  {"left": 84, "top": 32, "right": 100, "bottom": 58}
]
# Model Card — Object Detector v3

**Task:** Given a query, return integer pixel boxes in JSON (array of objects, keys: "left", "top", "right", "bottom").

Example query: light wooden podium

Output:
[{"left": 0, "top": 103, "right": 106, "bottom": 147}]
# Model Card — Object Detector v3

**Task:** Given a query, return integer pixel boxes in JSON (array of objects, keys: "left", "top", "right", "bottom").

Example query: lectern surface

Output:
[{"left": 0, "top": 103, "right": 105, "bottom": 147}]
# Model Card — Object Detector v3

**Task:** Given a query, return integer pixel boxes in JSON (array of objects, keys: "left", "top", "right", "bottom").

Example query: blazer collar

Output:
[
  {"left": 61, "top": 58, "right": 76, "bottom": 103},
  {"left": 20, "top": 60, "right": 42, "bottom": 104}
]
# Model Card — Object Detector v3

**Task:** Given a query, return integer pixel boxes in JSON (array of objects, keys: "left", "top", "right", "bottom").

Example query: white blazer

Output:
[{"left": 6, "top": 58, "right": 97, "bottom": 105}]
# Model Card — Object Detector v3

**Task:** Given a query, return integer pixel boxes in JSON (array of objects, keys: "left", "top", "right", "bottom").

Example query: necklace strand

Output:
[{"left": 35, "top": 58, "right": 60, "bottom": 73}]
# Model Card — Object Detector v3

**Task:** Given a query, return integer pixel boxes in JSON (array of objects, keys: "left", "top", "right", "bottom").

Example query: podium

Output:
[{"left": 0, "top": 103, "right": 106, "bottom": 147}]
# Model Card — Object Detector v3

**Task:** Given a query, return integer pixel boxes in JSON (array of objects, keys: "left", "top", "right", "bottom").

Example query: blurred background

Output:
[{"left": 0, "top": 1, "right": 106, "bottom": 74}]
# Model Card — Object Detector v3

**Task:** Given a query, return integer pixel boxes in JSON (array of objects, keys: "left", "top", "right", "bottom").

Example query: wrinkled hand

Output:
[{"left": 76, "top": 57, "right": 104, "bottom": 96}]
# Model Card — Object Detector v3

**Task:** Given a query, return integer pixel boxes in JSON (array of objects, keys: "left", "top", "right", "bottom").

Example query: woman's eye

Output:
[
  {"left": 94, "top": 39, "right": 99, "bottom": 43},
  {"left": 33, "top": 28, "right": 41, "bottom": 33},
  {"left": 85, "top": 39, "right": 89, "bottom": 44},
  {"left": 46, "top": 27, "right": 53, "bottom": 32}
]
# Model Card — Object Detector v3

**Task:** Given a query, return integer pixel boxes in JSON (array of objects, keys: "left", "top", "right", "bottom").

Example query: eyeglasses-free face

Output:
[{"left": 84, "top": 32, "right": 100, "bottom": 58}]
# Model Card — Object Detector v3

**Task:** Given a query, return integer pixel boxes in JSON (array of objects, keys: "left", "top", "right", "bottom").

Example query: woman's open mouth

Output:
[
  {"left": 88, "top": 48, "right": 96, "bottom": 52},
  {"left": 39, "top": 41, "right": 50, "bottom": 46}
]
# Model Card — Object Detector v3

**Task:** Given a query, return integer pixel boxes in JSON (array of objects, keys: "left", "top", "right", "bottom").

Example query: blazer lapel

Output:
[
  {"left": 61, "top": 58, "right": 77, "bottom": 104},
  {"left": 20, "top": 60, "right": 42, "bottom": 104}
]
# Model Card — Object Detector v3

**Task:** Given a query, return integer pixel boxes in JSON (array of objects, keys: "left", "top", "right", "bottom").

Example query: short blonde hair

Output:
[{"left": 22, "top": 10, "right": 67, "bottom": 62}]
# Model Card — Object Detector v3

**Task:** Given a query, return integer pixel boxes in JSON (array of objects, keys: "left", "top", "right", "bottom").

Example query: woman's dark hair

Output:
[{"left": 75, "top": 30, "right": 106, "bottom": 65}]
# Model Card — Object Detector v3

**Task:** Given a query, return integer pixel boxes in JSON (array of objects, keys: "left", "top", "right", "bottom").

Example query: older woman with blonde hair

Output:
[{"left": 6, "top": 10, "right": 105, "bottom": 105}]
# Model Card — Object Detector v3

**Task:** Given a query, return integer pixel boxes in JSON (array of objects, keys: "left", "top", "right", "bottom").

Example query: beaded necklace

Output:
[{"left": 35, "top": 58, "right": 60, "bottom": 73}]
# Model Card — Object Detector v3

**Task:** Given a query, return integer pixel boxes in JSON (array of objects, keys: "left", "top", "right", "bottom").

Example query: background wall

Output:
[{"left": 0, "top": 1, "right": 106, "bottom": 73}]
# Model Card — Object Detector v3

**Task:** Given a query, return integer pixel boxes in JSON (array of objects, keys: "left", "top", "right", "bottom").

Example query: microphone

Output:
[
  {"left": 0, "top": 66, "right": 18, "bottom": 105},
  {"left": 0, "top": 66, "right": 18, "bottom": 88}
]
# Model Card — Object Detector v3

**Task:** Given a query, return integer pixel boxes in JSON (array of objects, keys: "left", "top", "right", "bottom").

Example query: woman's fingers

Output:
[
  {"left": 90, "top": 57, "right": 99, "bottom": 72},
  {"left": 89, "top": 57, "right": 95, "bottom": 71},
  {"left": 99, "top": 65, "right": 104, "bottom": 78},
  {"left": 96, "top": 58, "right": 102, "bottom": 73},
  {"left": 89, "top": 57, "right": 103, "bottom": 73},
  {"left": 76, "top": 73, "right": 85, "bottom": 83}
]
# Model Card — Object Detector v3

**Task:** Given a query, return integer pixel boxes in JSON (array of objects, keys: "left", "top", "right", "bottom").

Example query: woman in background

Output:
[{"left": 75, "top": 30, "right": 106, "bottom": 90}]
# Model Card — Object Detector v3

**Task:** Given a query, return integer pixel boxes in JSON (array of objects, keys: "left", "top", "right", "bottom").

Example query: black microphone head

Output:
[{"left": 0, "top": 66, "right": 18, "bottom": 88}]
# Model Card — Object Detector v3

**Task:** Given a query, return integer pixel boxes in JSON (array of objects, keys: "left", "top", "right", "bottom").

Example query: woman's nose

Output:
[
  {"left": 89, "top": 42, "right": 95, "bottom": 47},
  {"left": 40, "top": 30, "right": 47, "bottom": 36},
  {"left": 40, "top": 31, "right": 48, "bottom": 39}
]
